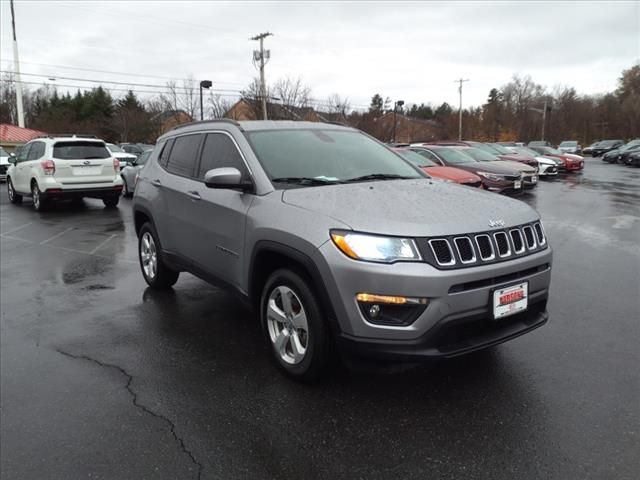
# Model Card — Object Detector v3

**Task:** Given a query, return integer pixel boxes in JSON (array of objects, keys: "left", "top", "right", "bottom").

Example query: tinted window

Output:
[
  {"left": 165, "top": 134, "right": 201, "bottom": 177},
  {"left": 461, "top": 147, "right": 498, "bottom": 162},
  {"left": 246, "top": 129, "right": 421, "bottom": 183},
  {"left": 412, "top": 149, "right": 440, "bottom": 164},
  {"left": 107, "top": 143, "right": 124, "bottom": 153},
  {"left": 0, "top": 147, "right": 8, "bottom": 157},
  {"left": 158, "top": 139, "right": 174, "bottom": 167},
  {"left": 27, "top": 141, "right": 45, "bottom": 160},
  {"left": 197, "top": 133, "right": 247, "bottom": 180},
  {"left": 53, "top": 141, "right": 110, "bottom": 159},
  {"left": 17, "top": 144, "right": 31, "bottom": 162}
]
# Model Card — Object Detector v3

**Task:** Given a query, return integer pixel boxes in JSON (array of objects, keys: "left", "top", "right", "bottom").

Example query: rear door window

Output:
[
  {"left": 27, "top": 141, "right": 45, "bottom": 160},
  {"left": 53, "top": 141, "right": 110, "bottom": 160},
  {"left": 197, "top": 133, "right": 248, "bottom": 180},
  {"left": 165, "top": 134, "right": 202, "bottom": 177},
  {"left": 158, "top": 139, "right": 174, "bottom": 167}
]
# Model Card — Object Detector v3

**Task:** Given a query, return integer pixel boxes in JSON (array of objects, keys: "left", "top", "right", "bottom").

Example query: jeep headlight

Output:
[{"left": 330, "top": 231, "right": 421, "bottom": 263}]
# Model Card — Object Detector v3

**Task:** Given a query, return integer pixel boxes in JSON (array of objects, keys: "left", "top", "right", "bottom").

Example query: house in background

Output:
[
  {"left": 225, "top": 99, "right": 327, "bottom": 122},
  {"left": 0, "top": 124, "right": 47, "bottom": 153},
  {"left": 151, "top": 110, "right": 193, "bottom": 138}
]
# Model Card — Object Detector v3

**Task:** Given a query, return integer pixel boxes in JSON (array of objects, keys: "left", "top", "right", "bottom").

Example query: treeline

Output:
[{"left": 0, "top": 64, "right": 637, "bottom": 145}]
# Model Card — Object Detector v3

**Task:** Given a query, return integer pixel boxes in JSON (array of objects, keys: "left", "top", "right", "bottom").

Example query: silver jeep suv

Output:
[{"left": 133, "top": 120, "right": 552, "bottom": 380}]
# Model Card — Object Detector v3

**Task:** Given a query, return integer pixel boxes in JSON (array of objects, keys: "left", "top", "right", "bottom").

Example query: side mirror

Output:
[
  {"left": 204, "top": 167, "right": 252, "bottom": 191},
  {"left": 8, "top": 156, "right": 16, "bottom": 164}
]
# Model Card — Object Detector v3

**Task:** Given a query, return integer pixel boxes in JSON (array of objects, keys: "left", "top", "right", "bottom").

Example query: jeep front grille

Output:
[{"left": 417, "top": 222, "right": 548, "bottom": 270}]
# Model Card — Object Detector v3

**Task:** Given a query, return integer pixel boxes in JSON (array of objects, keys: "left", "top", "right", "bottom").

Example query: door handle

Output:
[
  {"left": 187, "top": 190, "right": 201, "bottom": 201},
  {"left": 151, "top": 179, "right": 162, "bottom": 187}
]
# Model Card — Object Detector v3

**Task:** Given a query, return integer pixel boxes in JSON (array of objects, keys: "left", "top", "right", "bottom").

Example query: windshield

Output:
[
  {"left": 0, "top": 147, "right": 8, "bottom": 157},
  {"left": 559, "top": 141, "right": 577, "bottom": 147},
  {"left": 515, "top": 146, "right": 541, "bottom": 157},
  {"left": 472, "top": 143, "right": 501, "bottom": 155},
  {"left": 245, "top": 129, "right": 423, "bottom": 184},
  {"left": 539, "top": 146, "right": 562, "bottom": 155},
  {"left": 599, "top": 140, "right": 621, "bottom": 147},
  {"left": 53, "top": 141, "right": 110, "bottom": 159},
  {"left": 396, "top": 150, "right": 437, "bottom": 167},
  {"left": 621, "top": 140, "right": 640, "bottom": 150},
  {"left": 432, "top": 147, "right": 476, "bottom": 165},
  {"left": 487, "top": 143, "right": 513, "bottom": 155},
  {"left": 459, "top": 147, "right": 498, "bottom": 162},
  {"left": 107, "top": 143, "right": 124, "bottom": 153}
]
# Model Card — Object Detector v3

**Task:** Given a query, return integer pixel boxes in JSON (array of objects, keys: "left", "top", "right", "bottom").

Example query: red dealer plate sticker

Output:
[{"left": 492, "top": 282, "right": 528, "bottom": 319}]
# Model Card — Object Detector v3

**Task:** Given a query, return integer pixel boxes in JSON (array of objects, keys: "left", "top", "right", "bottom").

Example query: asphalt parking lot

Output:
[{"left": 1, "top": 159, "right": 639, "bottom": 480}]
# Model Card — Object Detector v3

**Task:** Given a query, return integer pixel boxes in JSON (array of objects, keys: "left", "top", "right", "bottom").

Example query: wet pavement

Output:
[{"left": 1, "top": 159, "right": 639, "bottom": 480}]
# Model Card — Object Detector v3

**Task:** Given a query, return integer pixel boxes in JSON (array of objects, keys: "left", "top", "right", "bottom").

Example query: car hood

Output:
[
  {"left": 281, "top": 179, "right": 538, "bottom": 237},
  {"left": 498, "top": 153, "right": 537, "bottom": 165},
  {"left": 466, "top": 161, "right": 522, "bottom": 174},
  {"left": 536, "top": 156, "right": 558, "bottom": 165},
  {"left": 423, "top": 166, "right": 480, "bottom": 183},
  {"left": 113, "top": 152, "right": 137, "bottom": 159},
  {"left": 493, "top": 160, "right": 536, "bottom": 173},
  {"left": 0, "top": 156, "right": 9, "bottom": 165}
]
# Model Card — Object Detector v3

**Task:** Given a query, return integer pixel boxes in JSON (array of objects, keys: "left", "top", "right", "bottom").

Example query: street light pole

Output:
[
  {"left": 541, "top": 99, "right": 547, "bottom": 142},
  {"left": 9, "top": 0, "right": 24, "bottom": 127},
  {"left": 199, "top": 80, "right": 212, "bottom": 121},
  {"left": 454, "top": 78, "right": 469, "bottom": 141},
  {"left": 393, "top": 100, "right": 404, "bottom": 143}
]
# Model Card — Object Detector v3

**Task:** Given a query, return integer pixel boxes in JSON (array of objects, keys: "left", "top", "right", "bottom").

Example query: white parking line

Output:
[
  {"left": 40, "top": 227, "right": 75, "bottom": 245},
  {"left": 1, "top": 222, "right": 34, "bottom": 236},
  {"left": 90, "top": 234, "right": 116, "bottom": 254},
  {"left": 0, "top": 233, "right": 137, "bottom": 264}
]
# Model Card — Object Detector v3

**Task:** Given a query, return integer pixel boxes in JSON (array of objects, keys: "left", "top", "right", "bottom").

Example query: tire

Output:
[
  {"left": 7, "top": 178, "right": 22, "bottom": 204},
  {"left": 121, "top": 177, "right": 131, "bottom": 197},
  {"left": 103, "top": 195, "right": 120, "bottom": 208},
  {"left": 138, "top": 222, "right": 179, "bottom": 289},
  {"left": 31, "top": 181, "right": 48, "bottom": 211},
  {"left": 260, "top": 268, "right": 334, "bottom": 381}
]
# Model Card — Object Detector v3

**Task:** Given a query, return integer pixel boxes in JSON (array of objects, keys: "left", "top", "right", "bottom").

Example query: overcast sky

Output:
[{"left": 1, "top": 0, "right": 638, "bottom": 111}]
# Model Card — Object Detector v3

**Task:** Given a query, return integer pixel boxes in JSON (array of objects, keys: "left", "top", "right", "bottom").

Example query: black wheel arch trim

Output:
[{"left": 249, "top": 240, "right": 341, "bottom": 335}]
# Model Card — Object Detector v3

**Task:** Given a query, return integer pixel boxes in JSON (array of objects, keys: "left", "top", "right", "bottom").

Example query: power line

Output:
[
  {"left": 1, "top": 78, "right": 241, "bottom": 98},
  {"left": 0, "top": 70, "right": 241, "bottom": 93},
  {"left": 0, "top": 59, "right": 246, "bottom": 87}
]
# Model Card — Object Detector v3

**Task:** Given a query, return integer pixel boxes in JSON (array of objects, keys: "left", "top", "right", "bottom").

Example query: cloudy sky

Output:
[{"left": 1, "top": 0, "right": 638, "bottom": 111}]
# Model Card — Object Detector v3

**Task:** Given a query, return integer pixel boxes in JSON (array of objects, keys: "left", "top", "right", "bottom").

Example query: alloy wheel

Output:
[
  {"left": 8, "top": 180, "right": 14, "bottom": 201},
  {"left": 266, "top": 286, "right": 309, "bottom": 365},
  {"left": 32, "top": 184, "right": 40, "bottom": 210},
  {"left": 140, "top": 232, "right": 157, "bottom": 279}
]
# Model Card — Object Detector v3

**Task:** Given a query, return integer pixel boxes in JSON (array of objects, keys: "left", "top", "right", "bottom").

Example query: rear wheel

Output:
[
  {"left": 138, "top": 222, "right": 179, "bottom": 289},
  {"left": 103, "top": 195, "right": 120, "bottom": 208},
  {"left": 7, "top": 178, "right": 22, "bottom": 204},
  {"left": 121, "top": 177, "right": 131, "bottom": 197},
  {"left": 261, "top": 269, "right": 334, "bottom": 381},
  {"left": 31, "top": 181, "right": 48, "bottom": 211}
]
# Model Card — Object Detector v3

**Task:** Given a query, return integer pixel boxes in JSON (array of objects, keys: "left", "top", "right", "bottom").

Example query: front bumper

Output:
[{"left": 313, "top": 241, "right": 552, "bottom": 358}]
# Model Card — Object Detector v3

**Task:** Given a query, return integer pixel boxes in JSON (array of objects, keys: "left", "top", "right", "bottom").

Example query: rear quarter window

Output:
[{"left": 53, "top": 142, "right": 110, "bottom": 160}]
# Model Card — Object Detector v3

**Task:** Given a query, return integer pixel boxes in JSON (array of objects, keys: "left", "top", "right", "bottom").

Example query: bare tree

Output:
[
  {"left": 208, "top": 92, "right": 234, "bottom": 119},
  {"left": 160, "top": 76, "right": 198, "bottom": 120},
  {"left": 326, "top": 93, "right": 350, "bottom": 121}
]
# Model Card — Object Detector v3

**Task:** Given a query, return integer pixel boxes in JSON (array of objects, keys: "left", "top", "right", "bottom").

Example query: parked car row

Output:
[{"left": 600, "top": 139, "right": 640, "bottom": 165}]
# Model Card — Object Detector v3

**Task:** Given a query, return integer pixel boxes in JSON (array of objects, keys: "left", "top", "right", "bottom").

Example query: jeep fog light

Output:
[{"left": 356, "top": 293, "right": 428, "bottom": 326}]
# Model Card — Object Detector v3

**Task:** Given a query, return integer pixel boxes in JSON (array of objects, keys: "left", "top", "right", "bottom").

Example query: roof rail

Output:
[
  {"left": 171, "top": 118, "right": 242, "bottom": 132},
  {"left": 34, "top": 134, "right": 99, "bottom": 139}
]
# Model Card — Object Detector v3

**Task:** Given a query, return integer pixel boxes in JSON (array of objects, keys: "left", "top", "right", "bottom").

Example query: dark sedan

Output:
[
  {"left": 602, "top": 140, "right": 640, "bottom": 163},
  {"left": 590, "top": 139, "right": 625, "bottom": 157},
  {"left": 625, "top": 150, "right": 640, "bottom": 167},
  {"left": 410, "top": 145, "right": 525, "bottom": 194}
]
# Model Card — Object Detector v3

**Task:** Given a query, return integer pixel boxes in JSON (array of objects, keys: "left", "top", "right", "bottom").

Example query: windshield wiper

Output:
[
  {"left": 271, "top": 177, "right": 343, "bottom": 186},
  {"left": 344, "top": 173, "right": 414, "bottom": 183}
]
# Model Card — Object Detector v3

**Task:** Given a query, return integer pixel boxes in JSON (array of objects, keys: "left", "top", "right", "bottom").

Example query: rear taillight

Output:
[
  {"left": 113, "top": 158, "right": 120, "bottom": 171},
  {"left": 41, "top": 159, "right": 55, "bottom": 175}
]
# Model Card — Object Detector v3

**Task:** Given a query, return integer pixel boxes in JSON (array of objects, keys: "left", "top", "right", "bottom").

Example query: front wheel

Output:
[
  {"left": 7, "top": 178, "right": 22, "bottom": 204},
  {"left": 121, "top": 177, "right": 131, "bottom": 197},
  {"left": 138, "top": 222, "right": 179, "bottom": 289},
  {"left": 261, "top": 269, "right": 334, "bottom": 381}
]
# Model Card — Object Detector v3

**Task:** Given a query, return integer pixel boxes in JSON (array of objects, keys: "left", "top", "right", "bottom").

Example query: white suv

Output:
[{"left": 6, "top": 135, "right": 124, "bottom": 211}]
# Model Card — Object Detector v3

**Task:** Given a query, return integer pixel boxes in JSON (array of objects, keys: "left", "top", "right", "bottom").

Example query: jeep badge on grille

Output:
[{"left": 488, "top": 219, "right": 505, "bottom": 228}]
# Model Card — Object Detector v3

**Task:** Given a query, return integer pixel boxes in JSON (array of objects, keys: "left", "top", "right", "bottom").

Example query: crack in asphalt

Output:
[{"left": 55, "top": 348, "right": 203, "bottom": 480}]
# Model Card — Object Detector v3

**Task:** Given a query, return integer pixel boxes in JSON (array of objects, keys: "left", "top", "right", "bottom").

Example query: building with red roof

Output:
[{"left": 0, "top": 124, "right": 47, "bottom": 153}]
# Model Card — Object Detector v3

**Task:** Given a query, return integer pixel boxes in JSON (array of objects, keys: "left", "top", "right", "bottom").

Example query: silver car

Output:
[
  {"left": 121, "top": 149, "right": 152, "bottom": 197},
  {"left": 133, "top": 120, "right": 552, "bottom": 380}
]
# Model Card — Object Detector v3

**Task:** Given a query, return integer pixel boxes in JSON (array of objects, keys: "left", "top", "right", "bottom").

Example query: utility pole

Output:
[
  {"left": 10, "top": 0, "right": 25, "bottom": 127},
  {"left": 541, "top": 99, "right": 547, "bottom": 142},
  {"left": 251, "top": 32, "right": 273, "bottom": 120},
  {"left": 455, "top": 78, "right": 469, "bottom": 141}
]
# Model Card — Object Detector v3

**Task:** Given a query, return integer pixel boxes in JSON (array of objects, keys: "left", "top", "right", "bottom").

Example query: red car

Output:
[
  {"left": 529, "top": 146, "right": 584, "bottom": 171},
  {"left": 394, "top": 148, "right": 482, "bottom": 187},
  {"left": 425, "top": 141, "right": 539, "bottom": 168}
]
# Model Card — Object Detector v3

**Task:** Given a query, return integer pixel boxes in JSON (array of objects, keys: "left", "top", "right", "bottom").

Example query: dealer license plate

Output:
[
  {"left": 514, "top": 180, "right": 522, "bottom": 189},
  {"left": 531, "top": 175, "right": 538, "bottom": 183},
  {"left": 73, "top": 166, "right": 101, "bottom": 176},
  {"left": 493, "top": 282, "right": 528, "bottom": 319}
]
